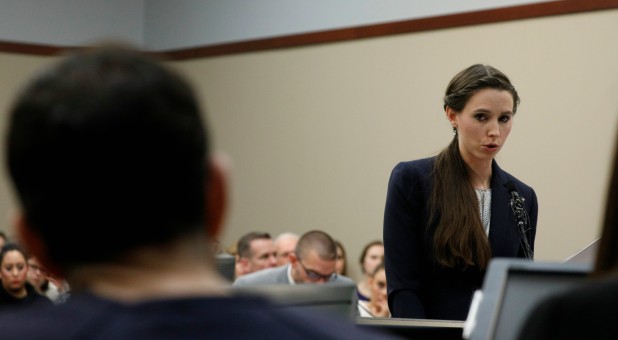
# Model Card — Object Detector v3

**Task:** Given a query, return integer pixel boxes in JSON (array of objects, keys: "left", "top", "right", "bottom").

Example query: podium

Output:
[
  {"left": 357, "top": 240, "right": 600, "bottom": 340},
  {"left": 356, "top": 317, "right": 464, "bottom": 340},
  {"left": 563, "top": 238, "right": 600, "bottom": 264},
  {"left": 465, "top": 258, "right": 591, "bottom": 340}
]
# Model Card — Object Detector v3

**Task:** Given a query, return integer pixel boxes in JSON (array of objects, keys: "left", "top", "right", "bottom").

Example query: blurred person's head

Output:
[
  {"left": 274, "top": 232, "right": 299, "bottom": 266},
  {"left": 26, "top": 256, "right": 49, "bottom": 294},
  {"left": 359, "top": 241, "right": 384, "bottom": 277},
  {"left": 0, "top": 243, "right": 30, "bottom": 298},
  {"left": 6, "top": 44, "right": 227, "bottom": 281},
  {"left": 368, "top": 262, "right": 389, "bottom": 317},
  {"left": 289, "top": 230, "right": 337, "bottom": 284},
  {"left": 0, "top": 231, "right": 7, "bottom": 249},
  {"left": 334, "top": 240, "right": 347, "bottom": 276},
  {"left": 236, "top": 232, "right": 277, "bottom": 276}
]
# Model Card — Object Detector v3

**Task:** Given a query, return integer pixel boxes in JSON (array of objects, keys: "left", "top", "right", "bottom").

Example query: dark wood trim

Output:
[
  {"left": 0, "top": 40, "right": 67, "bottom": 56},
  {"left": 2, "top": 0, "right": 618, "bottom": 60}
]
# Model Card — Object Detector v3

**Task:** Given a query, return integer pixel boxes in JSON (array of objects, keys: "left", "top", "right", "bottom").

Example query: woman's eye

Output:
[
  {"left": 499, "top": 115, "right": 511, "bottom": 122},
  {"left": 474, "top": 114, "right": 486, "bottom": 121}
]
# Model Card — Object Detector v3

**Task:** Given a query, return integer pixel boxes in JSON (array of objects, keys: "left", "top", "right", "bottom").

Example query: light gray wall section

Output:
[
  {"left": 0, "top": 0, "right": 145, "bottom": 47},
  {"left": 142, "top": 0, "right": 545, "bottom": 50},
  {"left": 1, "top": 0, "right": 547, "bottom": 50}
]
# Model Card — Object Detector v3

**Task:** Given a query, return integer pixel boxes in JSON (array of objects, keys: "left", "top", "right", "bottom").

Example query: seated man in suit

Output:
[
  {"left": 234, "top": 230, "right": 354, "bottom": 286},
  {"left": 0, "top": 44, "right": 389, "bottom": 339}
]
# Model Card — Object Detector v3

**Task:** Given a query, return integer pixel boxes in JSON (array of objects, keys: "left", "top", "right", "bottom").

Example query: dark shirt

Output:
[
  {"left": 357, "top": 290, "right": 370, "bottom": 302},
  {"left": 0, "top": 292, "right": 397, "bottom": 339},
  {"left": 0, "top": 282, "right": 52, "bottom": 309}
]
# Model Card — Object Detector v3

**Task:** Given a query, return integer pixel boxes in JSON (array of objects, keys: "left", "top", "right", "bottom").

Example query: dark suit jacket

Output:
[
  {"left": 517, "top": 276, "right": 618, "bottom": 340},
  {"left": 383, "top": 157, "right": 538, "bottom": 320}
]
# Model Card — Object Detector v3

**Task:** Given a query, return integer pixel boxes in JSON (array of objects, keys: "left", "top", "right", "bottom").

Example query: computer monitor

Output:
[
  {"left": 467, "top": 258, "right": 591, "bottom": 340},
  {"left": 230, "top": 283, "right": 357, "bottom": 320},
  {"left": 215, "top": 253, "right": 236, "bottom": 282}
]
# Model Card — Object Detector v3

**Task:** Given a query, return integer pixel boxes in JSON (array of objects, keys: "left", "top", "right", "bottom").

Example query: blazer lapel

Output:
[{"left": 488, "top": 161, "right": 518, "bottom": 257}]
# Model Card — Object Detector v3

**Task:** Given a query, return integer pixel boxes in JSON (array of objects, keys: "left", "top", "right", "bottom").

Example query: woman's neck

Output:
[
  {"left": 357, "top": 279, "right": 371, "bottom": 298},
  {"left": 463, "top": 156, "right": 493, "bottom": 189},
  {"left": 5, "top": 285, "right": 27, "bottom": 299}
]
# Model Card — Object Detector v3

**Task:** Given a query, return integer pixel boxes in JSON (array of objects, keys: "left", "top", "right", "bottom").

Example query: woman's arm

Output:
[{"left": 383, "top": 162, "right": 427, "bottom": 318}]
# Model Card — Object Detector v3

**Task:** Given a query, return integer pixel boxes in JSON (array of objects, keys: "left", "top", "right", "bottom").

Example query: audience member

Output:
[
  {"left": 0, "top": 243, "right": 52, "bottom": 308},
  {"left": 226, "top": 240, "right": 243, "bottom": 279},
  {"left": 210, "top": 239, "right": 226, "bottom": 255},
  {"left": 517, "top": 122, "right": 618, "bottom": 340},
  {"left": 357, "top": 240, "right": 384, "bottom": 301},
  {"left": 358, "top": 262, "right": 390, "bottom": 318},
  {"left": 233, "top": 230, "right": 354, "bottom": 286},
  {"left": 0, "top": 231, "right": 8, "bottom": 249},
  {"left": 235, "top": 232, "right": 278, "bottom": 277},
  {"left": 335, "top": 240, "right": 348, "bottom": 276},
  {"left": 47, "top": 275, "right": 71, "bottom": 304},
  {"left": 26, "top": 256, "right": 60, "bottom": 301},
  {"left": 274, "top": 232, "right": 299, "bottom": 266},
  {"left": 0, "top": 45, "right": 389, "bottom": 339}
]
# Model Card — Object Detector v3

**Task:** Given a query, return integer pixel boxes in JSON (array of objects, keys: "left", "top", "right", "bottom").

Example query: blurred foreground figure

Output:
[{"left": 0, "top": 44, "right": 391, "bottom": 339}]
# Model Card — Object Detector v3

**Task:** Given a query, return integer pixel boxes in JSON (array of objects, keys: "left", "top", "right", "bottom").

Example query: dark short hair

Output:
[
  {"left": 0, "top": 243, "right": 29, "bottom": 264},
  {"left": 6, "top": 45, "right": 209, "bottom": 268},
  {"left": 295, "top": 230, "right": 336, "bottom": 261},
  {"left": 237, "top": 232, "right": 271, "bottom": 259}
]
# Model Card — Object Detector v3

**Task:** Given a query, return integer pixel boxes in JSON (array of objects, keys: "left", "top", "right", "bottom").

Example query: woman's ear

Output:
[
  {"left": 205, "top": 152, "right": 231, "bottom": 240},
  {"left": 445, "top": 106, "right": 458, "bottom": 128}
]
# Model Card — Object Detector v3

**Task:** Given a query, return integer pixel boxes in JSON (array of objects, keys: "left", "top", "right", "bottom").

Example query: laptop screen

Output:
[
  {"left": 230, "top": 283, "right": 357, "bottom": 320},
  {"left": 467, "top": 258, "right": 591, "bottom": 340}
]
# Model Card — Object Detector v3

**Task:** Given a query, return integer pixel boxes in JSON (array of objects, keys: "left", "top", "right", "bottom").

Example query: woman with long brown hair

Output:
[{"left": 383, "top": 64, "right": 538, "bottom": 320}]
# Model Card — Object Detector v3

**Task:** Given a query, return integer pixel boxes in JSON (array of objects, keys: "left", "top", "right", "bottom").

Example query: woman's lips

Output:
[{"left": 483, "top": 144, "right": 499, "bottom": 151}]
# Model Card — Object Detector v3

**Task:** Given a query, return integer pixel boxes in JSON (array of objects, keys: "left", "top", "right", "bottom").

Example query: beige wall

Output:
[
  {"left": 0, "top": 53, "right": 57, "bottom": 239},
  {"left": 1, "top": 9, "right": 617, "bottom": 281}
]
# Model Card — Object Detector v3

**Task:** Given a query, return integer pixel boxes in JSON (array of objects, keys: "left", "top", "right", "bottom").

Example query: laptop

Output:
[
  {"left": 230, "top": 282, "right": 357, "bottom": 320},
  {"left": 465, "top": 258, "right": 591, "bottom": 340}
]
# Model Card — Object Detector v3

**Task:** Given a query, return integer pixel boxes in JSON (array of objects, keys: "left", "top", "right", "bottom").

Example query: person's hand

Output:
[{"left": 371, "top": 301, "right": 391, "bottom": 317}]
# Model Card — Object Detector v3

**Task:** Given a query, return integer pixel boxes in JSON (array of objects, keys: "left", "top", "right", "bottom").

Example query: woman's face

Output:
[
  {"left": 363, "top": 244, "right": 384, "bottom": 275},
  {"left": 27, "top": 257, "right": 48, "bottom": 291},
  {"left": 369, "top": 268, "right": 389, "bottom": 317},
  {"left": 335, "top": 245, "right": 346, "bottom": 275},
  {"left": 370, "top": 268, "right": 388, "bottom": 305},
  {"left": 1, "top": 250, "right": 28, "bottom": 293},
  {"left": 447, "top": 88, "right": 514, "bottom": 166}
]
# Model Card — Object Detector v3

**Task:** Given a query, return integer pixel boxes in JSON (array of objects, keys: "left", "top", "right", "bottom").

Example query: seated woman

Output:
[
  {"left": 334, "top": 240, "right": 348, "bottom": 276},
  {"left": 0, "top": 243, "right": 52, "bottom": 308},
  {"left": 357, "top": 240, "right": 384, "bottom": 301},
  {"left": 358, "top": 262, "right": 390, "bottom": 318}
]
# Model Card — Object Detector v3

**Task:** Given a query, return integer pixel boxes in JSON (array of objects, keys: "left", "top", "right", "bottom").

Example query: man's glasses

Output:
[
  {"left": 297, "top": 259, "right": 337, "bottom": 282},
  {"left": 28, "top": 263, "right": 47, "bottom": 275}
]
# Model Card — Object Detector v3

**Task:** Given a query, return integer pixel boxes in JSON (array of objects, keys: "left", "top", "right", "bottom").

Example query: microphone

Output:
[
  {"left": 505, "top": 181, "right": 525, "bottom": 207},
  {"left": 505, "top": 180, "right": 533, "bottom": 259},
  {"left": 505, "top": 180, "right": 521, "bottom": 198}
]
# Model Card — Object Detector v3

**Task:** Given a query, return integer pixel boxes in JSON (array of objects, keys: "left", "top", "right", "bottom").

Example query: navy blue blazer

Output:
[{"left": 383, "top": 157, "right": 538, "bottom": 320}]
